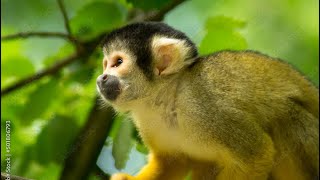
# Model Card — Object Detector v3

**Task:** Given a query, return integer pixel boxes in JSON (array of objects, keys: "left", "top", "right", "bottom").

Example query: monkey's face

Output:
[
  {"left": 97, "top": 22, "right": 198, "bottom": 110},
  {"left": 96, "top": 49, "right": 151, "bottom": 109}
]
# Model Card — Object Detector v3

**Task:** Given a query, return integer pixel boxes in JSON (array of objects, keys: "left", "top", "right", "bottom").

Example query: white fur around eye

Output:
[
  {"left": 103, "top": 51, "right": 134, "bottom": 77},
  {"left": 110, "top": 56, "right": 123, "bottom": 68}
]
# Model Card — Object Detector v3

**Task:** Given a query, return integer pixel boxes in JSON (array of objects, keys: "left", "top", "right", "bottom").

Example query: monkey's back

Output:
[
  {"left": 186, "top": 50, "right": 318, "bottom": 121},
  {"left": 178, "top": 50, "right": 319, "bottom": 178}
]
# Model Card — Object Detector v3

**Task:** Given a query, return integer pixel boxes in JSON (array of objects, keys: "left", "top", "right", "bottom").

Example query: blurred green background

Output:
[{"left": 1, "top": 0, "right": 318, "bottom": 179}]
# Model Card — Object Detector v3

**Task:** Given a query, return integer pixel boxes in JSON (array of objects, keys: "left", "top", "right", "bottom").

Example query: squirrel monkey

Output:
[{"left": 96, "top": 22, "right": 319, "bottom": 180}]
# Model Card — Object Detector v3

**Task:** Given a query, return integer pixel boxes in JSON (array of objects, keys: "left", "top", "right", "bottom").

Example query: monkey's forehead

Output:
[
  {"left": 102, "top": 38, "right": 129, "bottom": 54},
  {"left": 102, "top": 40, "right": 128, "bottom": 55},
  {"left": 102, "top": 22, "right": 193, "bottom": 48}
]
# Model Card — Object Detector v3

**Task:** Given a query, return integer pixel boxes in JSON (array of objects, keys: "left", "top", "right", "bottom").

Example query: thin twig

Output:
[
  {"left": 0, "top": 35, "right": 102, "bottom": 97},
  {"left": 57, "top": 0, "right": 72, "bottom": 35},
  {"left": 1, "top": 53, "right": 81, "bottom": 96},
  {"left": 144, "top": 0, "right": 186, "bottom": 21},
  {"left": 1, "top": 32, "right": 70, "bottom": 41}
]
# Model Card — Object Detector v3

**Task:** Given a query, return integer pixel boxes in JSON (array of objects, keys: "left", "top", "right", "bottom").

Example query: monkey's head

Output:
[{"left": 97, "top": 22, "right": 198, "bottom": 110}]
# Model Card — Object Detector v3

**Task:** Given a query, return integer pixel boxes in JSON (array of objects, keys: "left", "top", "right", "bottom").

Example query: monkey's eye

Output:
[{"left": 112, "top": 58, "right": 123, "bottom": 67}]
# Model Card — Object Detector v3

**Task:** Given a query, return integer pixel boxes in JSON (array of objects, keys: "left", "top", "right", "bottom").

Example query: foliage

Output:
[
  {"left": 1, "top": 0, "right": 318, "bottom": 179},
  {"left": 70, "top": 1, "right": 125, "bottom": 41},
  {"left": 111, "top": 115, "right": 134, "bottom": 170},
  {"left": 199, "top": 16, "right": 247, "bottom": 54},
  {"left": 127, "top": 0, "right": 171, "bottom": 10}
]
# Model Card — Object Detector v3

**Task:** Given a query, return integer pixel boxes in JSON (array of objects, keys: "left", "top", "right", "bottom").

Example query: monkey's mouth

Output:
[{"left": 96, "top": 74, "right": 122, "bottom": 101}]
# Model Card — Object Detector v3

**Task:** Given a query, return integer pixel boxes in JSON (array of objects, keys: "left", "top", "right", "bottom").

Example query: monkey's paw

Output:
[{"left": 110, "top": 173, "right": 135, "bottom": 180}]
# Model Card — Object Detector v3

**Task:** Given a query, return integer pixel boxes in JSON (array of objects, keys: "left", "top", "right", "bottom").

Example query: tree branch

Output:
[
  {"left": 59, "top": 98, "right": 115, "bottom": 180},
  {"left": 144, "top": 0, "right": 186, "bottom": 21},
  {"left": 57, "top": 0, "right": 72, "bottom": 35},
  {"left": 0, "top": 32, "right": 103, "bottom": 97},
  {"left": 1, "top": 32, "right": 71, "bottom": 41},
  {"left": 1, "top": 173, "right": 32, "bottom": 180},
  {"left": 1, "top": 0, "right": 74, "bottom": 43},
  {"left": 1, "top": 53, "right": 81, "bottom": 96}
]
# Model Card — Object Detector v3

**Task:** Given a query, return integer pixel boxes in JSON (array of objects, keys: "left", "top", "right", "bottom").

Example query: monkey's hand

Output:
[
  {"left": 111, "top": 153, "right": 189, "bottom": 180},
  {"left": 111, "top": 173, "right": 135, "bottom": 180}
]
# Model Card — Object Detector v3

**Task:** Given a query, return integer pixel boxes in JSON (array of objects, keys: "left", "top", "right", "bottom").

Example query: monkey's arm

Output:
[{"left": 111, "top": 153, "right": 189, "bottom": 180}]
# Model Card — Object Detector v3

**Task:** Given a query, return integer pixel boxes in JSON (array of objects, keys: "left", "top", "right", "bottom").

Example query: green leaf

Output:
[
  {"left": 65, "top": 62, "right": 95, "bottom": 85},
  {"left": 1, "top": 83, "right": 37, "bottom": 124},
  {"left": 1, "top": 0, "right": 64, "bottom": 32},
  {"left": 19, "top": 78, "right": 59, "bottom": 124},
  {"left": 127, "top": 0, "right": 171, "bottom": 10},
  {"left": 70, "top": 2, "right": 124, "bottom": 41},
  {"left": 1, "top": 57, "right": 35, "bottom": 80},
  {"left": 199, "top": 16, "right": 247, "bottom": 55},
  {"left": 43, "top": 43, "right": 75, "bottom": 67},
  {"left": 97, "top": 138, "right": 147, "bottom": 175},
  {"left": 112, "top": 116, "right": 134, "bottom": 170},
  {"left": 33, "top": 163, "right": 61, "bottom": 180},
  {"left": 14, "top": 146, "right": 33, "bottom": 175},
  {"left": 135, "top": 142, "right": 148, "bottom": 154},
  {"left": 34, "top": 115, "right": 79, "bottom": 165},
  {"left": 1, "top": 101, "right": 24, "bottom": 124},
  {"left": 108, "top": 114, "right": 125, "bottom": 139}
]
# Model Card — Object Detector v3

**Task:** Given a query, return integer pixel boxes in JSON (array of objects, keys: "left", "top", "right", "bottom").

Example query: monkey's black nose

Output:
[
  {"left": 97, "top": 74, "right": 108, "bottom": 82},
  {"left": 97, "top": 74, "right": 121, "bottom": 101}
]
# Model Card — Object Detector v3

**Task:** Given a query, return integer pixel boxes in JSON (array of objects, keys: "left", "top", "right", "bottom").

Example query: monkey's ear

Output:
[{"left": 152, "top": 36, "right": 195, "bottom": 76}]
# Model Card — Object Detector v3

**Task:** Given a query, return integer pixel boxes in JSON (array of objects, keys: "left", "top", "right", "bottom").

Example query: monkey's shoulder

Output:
[
  {"left": 198, "top": 50, "right": 285, "bottom": 67},
  {"left": 188, "top": 50, "right": 312, "bottom": 85},
  {"left": 182, "top": 49, "right": 317, "bottom": 102}
]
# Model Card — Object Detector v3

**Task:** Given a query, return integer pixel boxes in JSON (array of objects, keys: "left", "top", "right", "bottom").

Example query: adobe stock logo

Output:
[{"left": 4, "top": 120, "right": 11, "bottom": 180}]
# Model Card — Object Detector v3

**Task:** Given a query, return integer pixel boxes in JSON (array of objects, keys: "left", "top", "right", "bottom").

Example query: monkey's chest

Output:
[
  {"left": 131, "top": 108, "right": 227, "bottom": 162},
  {"left": 131, "top": 109, "right": 185, "bottom": 152}
]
